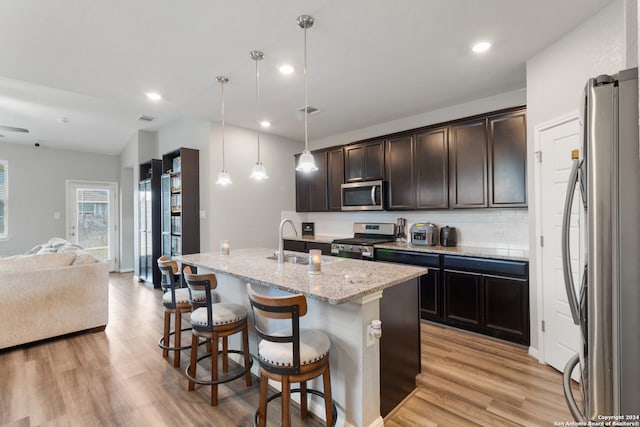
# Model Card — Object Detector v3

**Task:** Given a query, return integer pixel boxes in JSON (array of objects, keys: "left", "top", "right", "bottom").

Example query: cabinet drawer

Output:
[
  {"left": 375, "top": 249, "right": 440, "bottom": 268},
  {"left": 283, "top": 239, "right": 306, "bottom": 253},
  {"left": 443, "top": 255, "right": 527, "bottom": 278}
]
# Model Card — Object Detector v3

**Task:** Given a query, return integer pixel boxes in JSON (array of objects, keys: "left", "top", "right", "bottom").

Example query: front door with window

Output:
[{"left": 66, "top": 180, "right": 118, "bottom": 271}]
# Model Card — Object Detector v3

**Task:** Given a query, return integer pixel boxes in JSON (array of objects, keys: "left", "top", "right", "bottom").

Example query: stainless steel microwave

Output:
[{"left": 341, "top": 180, "right": 384, "bottom": 211}]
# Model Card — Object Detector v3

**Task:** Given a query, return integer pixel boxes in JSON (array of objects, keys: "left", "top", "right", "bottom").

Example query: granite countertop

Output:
[
  {"left": 374, "top": 241, "right": 529, "bottom": 262},
  {"left": 174, "top": 248, "right": 426, "bottom": 305}
]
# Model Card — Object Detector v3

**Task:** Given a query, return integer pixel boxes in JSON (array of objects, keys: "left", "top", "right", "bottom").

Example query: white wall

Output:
[
  {"left": 151, "top": 118, "right": 301, "bottom": 253},
  {"left": 0, "top": 141, "right": 120, "bottom": 256},
  {"left": 526, "top": 0, "right": 625, "bottom": 351}
]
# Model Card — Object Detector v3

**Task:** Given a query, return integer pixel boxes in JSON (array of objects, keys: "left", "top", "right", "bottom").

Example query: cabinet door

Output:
[
  {"left": 309, "top": 151, "right": 328, "bottom": 212},
  {"left": 420, "top": 268, "right": 442, "bottom": 321},
  {"left": 444, "top": 269, "right": 482, "bottom": 327},
  {"left": 306, "top": 241, "right": 332, "bottom": 256},
  {"left": 416, "top": 127, "right": 449, "bottom": 209},
  {"left": 386, "top": 135, "right": 415, "bottom": 209},
  {"left": 488, "top": 110, "right": 527, "bottom": 207},
  {"left": 283, "top": 239, "right": 306, "bottom": 253},
  {"left": 364, "top": 140, "right": 385, "bottom": 181},
  {"left": 327, "top": 148, "right": 344, "bottom": 211},
  {"left": 483, "top": 275, "right": 529, "bottom": 344},
  {"left": 449, "top": 119, "right": 488, "bottom": 208},
  {"left": 345, "top": 141, "right": 385, "bottom": 182},
  {"left": 344, "top": 145, "right": 364, "bottom": 182}
]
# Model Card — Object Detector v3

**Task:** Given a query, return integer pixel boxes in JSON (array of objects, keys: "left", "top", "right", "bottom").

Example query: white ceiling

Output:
[{"left": 0, "top": 0, "right": 613, "bottom": 155}]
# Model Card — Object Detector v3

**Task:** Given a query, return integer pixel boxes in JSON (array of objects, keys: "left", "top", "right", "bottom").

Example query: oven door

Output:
[
  {"left": 331, "top": 244, "right": 374, "bottom": 260},
  {"left": 341, "top": 180, "right": 384, "bottom": 211}
]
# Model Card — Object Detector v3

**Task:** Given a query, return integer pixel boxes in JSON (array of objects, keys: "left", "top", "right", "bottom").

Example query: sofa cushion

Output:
[{"left": 0, "top": 252, "right": 77, "bottom": 272}]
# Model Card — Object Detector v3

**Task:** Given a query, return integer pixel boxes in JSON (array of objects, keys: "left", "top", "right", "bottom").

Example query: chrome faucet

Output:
[{"left": 278, "top": 219, "right": 298, "bottom": 263}]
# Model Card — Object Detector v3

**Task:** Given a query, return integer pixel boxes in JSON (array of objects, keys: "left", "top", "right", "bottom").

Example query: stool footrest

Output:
[
  {"left": 158, "top": 327, "right": 193, "bottom": 351},
  {"left": 185, "top": 349, "right": 253, "bottom": 386},
  {"left": 253, "top": 388, "right": 338, "bottom": 427}
]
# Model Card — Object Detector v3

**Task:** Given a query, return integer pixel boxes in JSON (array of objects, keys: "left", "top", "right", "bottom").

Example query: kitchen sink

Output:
[{"left": 266, "top": 253, "right": 309, "bottom": 265}]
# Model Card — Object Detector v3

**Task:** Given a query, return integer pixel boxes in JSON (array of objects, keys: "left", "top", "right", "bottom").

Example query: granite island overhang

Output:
[{"left": 174, "top": 248, "right": 427, "bottom": 427}]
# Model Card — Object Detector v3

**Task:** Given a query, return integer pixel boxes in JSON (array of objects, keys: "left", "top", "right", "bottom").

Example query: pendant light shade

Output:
[
  {"left": 295, "top": 15, "right": 318, "bottom": 173},
  {"left": 215, "top": 76, "right": 232, "bottom": 186},
  {"left": 249, "top": 50, "right": 268, "bottom": 181}
]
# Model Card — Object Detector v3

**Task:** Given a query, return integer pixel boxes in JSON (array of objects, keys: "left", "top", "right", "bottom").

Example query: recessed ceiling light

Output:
[
  {"left": 145, "top": 92, "right": 162, "bottom": 102},
  {"left": 279, "top": 64, "right": 294, "bottom": 75},
  {"left": 472, "top": 41, "right": 491, "bottom": 54},
  {"left": 260, "top": 120, "right": 271, "bottom": 128}
]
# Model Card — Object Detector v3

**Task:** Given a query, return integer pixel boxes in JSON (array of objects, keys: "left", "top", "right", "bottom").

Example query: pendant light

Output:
[
  {"left": 215, "top": 76, "right": 232, "bottom": 186},
  {"left": 295, "top": 15, "right": 318, "bottom": 173},
  {"left": 249, "top": 50, "right": 268, "bottom": 180}
]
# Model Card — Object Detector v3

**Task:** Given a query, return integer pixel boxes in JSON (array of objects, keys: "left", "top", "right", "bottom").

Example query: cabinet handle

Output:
[{"left": 371, "top": 185, "right": 376, "bottom": 206}]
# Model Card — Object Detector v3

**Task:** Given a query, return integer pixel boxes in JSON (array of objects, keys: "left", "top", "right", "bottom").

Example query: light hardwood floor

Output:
[{"left": 0, "top": 273, "right": 579, "bottom": 426}]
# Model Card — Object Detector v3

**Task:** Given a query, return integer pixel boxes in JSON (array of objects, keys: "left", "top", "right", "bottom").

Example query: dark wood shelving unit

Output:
[{"left": 161, "top": 148, "right": 199, "bottom": 258}]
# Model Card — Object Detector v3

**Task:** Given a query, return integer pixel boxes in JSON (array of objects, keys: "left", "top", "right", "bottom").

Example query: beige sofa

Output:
[{"left": 0, "top": 239, "right": 109, "bottom": 350}]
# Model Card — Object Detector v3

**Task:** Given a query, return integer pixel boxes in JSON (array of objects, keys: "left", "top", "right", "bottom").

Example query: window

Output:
[{"left": 0, "top": 160, "right": 6, "bottom": 238}]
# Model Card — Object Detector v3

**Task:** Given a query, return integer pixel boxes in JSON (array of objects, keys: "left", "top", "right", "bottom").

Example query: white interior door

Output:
[
  {"left": 66, "top": 180, "right": 118, "bottom": 271},
  {"left": 538, "top": 115, "right": 583, "bottom": 377}
]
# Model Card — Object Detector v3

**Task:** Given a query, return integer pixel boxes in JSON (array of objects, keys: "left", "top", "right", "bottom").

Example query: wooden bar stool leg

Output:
[
  {"left": 242, "top": 326, "right": 252, "bottom": 386},
  {"left": 222, "top": 336, "right": 228, "bottom": 373},
  {"left": 258, "top": 372, "right": 268, "bottom": 427},
  {"left": 282, "top": 376, "right": 291, "bottom": 427},
  {"left": 323, "top": 366, "right": 333, "bottom": 427},
  {"left": 174, "top": 311, "right": 182, "bottom": 368},
  {"left": 211, "top": 335, "right": 218, "bottom": 406},
  {"left": 162, "top": 311, "right": 170, "bottom": 358},
  {"left": 206, "top": 337, "right": 212, "bottom": 354},
  {"left": 300, "top": 381, "right": 308, "bottom": 419},
  {"left": 188, "top": 334, "right": 198, "bottom": 391}
]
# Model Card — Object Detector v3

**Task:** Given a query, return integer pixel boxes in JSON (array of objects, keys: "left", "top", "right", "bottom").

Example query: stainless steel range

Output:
[{"left": 331, "top": 222, "right": 396, "bottom": 260}]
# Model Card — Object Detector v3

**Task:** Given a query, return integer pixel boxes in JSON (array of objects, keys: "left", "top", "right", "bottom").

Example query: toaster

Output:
[{"left": 410, "top": 223, "right": 438, "bottom": 246}]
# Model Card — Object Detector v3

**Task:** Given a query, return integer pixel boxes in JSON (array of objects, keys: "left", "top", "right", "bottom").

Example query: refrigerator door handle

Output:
[
  {"left": 561, "top": 155, "right": 582, "bottom": 326},
  {"left": 563, "top": 353, "right": 586, "bottom": 421}
]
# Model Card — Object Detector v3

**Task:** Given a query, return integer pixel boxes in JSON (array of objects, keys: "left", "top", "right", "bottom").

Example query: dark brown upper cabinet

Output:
[
  {"left": 345, "top": 140, "right": 385, "bottom": 182},
  {"left": 386, "top": 135, "right": 416, "bottom": 209},
  {"left": 449, "top": 119, "right": 488, "bottom": 208},
  {"left": 327, "top": 148, "right": 345, "bottom": 211},
  {"left": 415, "top": 127, "right": 449, "bottom": 209},
  {"left": 295, "top": 150, "right": 328, "bottom": 212},
  {"left": 487, "top": 109, "right": 527, "bottom": 207}
]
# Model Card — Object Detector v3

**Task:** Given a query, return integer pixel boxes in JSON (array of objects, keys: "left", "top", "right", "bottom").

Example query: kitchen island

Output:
[{"left": 174, "top": 248, "right": 426, "bottom": 427}]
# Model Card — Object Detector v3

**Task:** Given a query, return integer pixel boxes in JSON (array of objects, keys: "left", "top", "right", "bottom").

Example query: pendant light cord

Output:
[
  {"left": 220, "top": 80, "right": 226, "bottom": 171},
  {"left": 303, "top": 25, "right": 309, "bottom": 152},
  {"left": 255, "top": 58, "right": 261, "bottom": 163}
]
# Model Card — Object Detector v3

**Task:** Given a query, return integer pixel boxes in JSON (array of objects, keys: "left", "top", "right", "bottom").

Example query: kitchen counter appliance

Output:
[
  {"left": 331, "top": 222, "right": 395, "bottom": 260},
  {"left": 439, "top": 226, "right": 458, "bottom": 247},
  {"left": 561, "top": 68, "right": 640, "bottom": 421},
  {"left": 410, "top": 223, "right": 438, "bottom": 246}
]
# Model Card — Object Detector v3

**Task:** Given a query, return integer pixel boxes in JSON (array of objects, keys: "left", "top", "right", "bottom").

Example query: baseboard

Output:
[
  {"left": 528, "top": 346, "right": 541, "bottom": 362},
  {"left": 366, "top": 416, "right": 384, "bottom": 427},
  {"left": 118, "top": 268, "right": 134, "bottom": 273}
]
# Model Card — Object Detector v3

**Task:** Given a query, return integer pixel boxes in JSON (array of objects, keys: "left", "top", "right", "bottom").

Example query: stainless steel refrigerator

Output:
[{"left": 562, "top": 67, "right": 640, "bottom": 420}]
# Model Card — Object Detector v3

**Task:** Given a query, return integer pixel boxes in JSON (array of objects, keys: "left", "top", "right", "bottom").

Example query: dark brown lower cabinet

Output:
[
  {"left": 375, "top": 249, "right": 529, "bottom": 345},
  {"left": 443, "top": 255, "right": 529, "bottom": 345},
  {"left": 443, "top": 270, "right": 482, "bottom": 327},
  {"left": 283, "top": 239, "right": 331, "bottom": 255}
]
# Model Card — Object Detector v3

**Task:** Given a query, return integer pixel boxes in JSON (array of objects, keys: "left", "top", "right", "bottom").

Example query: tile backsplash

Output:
[{"left": 281, "top": 209, "right": 529, "bottom": 250}]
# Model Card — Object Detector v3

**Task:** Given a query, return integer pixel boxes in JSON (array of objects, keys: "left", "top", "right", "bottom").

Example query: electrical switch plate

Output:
[
  {"left": 366, "top": 324, "right": 375, "bottom": 347},
  {"left": 53, "top": 211, "right": 61, "bottom": 220}
]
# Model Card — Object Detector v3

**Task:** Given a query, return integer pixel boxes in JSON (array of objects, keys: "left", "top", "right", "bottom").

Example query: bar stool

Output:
[
  {"left": 157, "top": 256, "right": 192, "bottom": 368},
  {"left": 247, "top": 284, "right": 337, "bottom": 427},
  {"left": 183, "top": 266, "right": 253, "bottom": 406}
]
